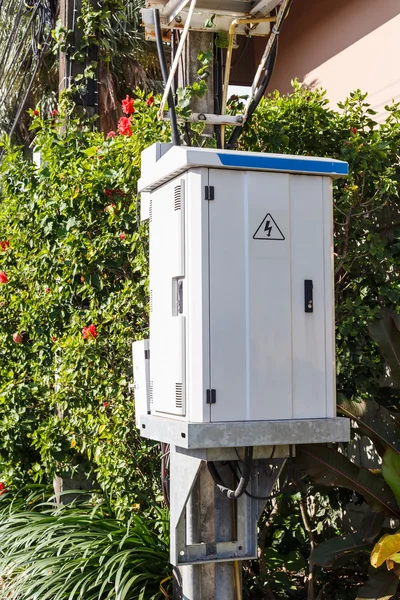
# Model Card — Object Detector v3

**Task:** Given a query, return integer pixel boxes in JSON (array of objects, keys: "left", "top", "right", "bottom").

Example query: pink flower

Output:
[
  {"left": 118, "top": 116, "right": 132, "bottom": 137},
  {"left": 52, "top": 109, "right": 58, "bottom": 117},
  {"left": 45, "top": 287, "right": 51, "bottom": 293},
  {"left": 0, "top": 272, "right": 8, "bottom": 284},
  {"left": 105, "top": 203, "right": 116, "bottom": 213},
  {"left": 146, "top": 96, "right": 155, "bottom": 107},
  {"left": 122, "top": 95, "right": 135, "bottom": 115},
  {"left": 12, "top": 333, "right": 23, "bottom": 344},
  {"left": 119, "top": 233, "right": 126, "bottom": 240},
  {"left": 107, "top": 131, "right": 116, "bottom": 139},
  {"left": 82, "top": 324, "right": 97, "bottom": 340}
]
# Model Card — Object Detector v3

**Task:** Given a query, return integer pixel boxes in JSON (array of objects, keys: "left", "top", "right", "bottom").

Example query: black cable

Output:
[
  {"left": 0, "top": 0, "right": 25, "bottom": 83},
  {"left": 153, "top": 8, "right": 180, "bottom": 146},
  {"left": 226, "top": 0, "right": 293, "bottom": 149},
  {"left": 226, "top": 37, "right": 278, "bottom": 149},
  {"left": 208, "top": 446, "right": 253, "bottom": 499},
  {"left": 0, "top": 5, "right": 39, "bottom": 98},
  {"left": 6, "top": 27, "right": 51, "bottom": 143}
]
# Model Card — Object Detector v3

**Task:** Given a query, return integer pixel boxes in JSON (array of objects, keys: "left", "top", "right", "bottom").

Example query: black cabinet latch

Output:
[{"left": 305, "top": 280, "right": 313, "bottom": 313}]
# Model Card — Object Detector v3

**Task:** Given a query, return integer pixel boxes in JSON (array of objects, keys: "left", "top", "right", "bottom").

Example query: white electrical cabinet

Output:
[{"left": 136, "top": 145, "right": 350, "bottom": 447}]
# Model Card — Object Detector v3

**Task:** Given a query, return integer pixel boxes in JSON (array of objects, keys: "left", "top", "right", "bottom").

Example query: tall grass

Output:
[{"left": 0, "top": 487, "right": 170, "bottom": 600}]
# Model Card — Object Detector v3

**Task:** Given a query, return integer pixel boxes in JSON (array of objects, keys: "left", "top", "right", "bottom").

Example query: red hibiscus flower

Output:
[
  {"left": 119, "top": 233, "right": 126, "bottom": 240},
  {"left": 0, "top": 482, "right": 6, "bottom": 495},
  {"left": 12, "top": 333, "right": 23, "bottom": 344},
  {"left": 0, "top": 271, "right": 8, "bottom": 284},
  {"left": 107, "top": 131, "right": 116, "bottom": 139},
  {"left": 103, "top": 401, "right": 109, "bottom": 407},
  {"left": 52, "top": 336, "right": 57, "bottom": 341},
  {"left": 104, "top": 189, "right": 113, "bottom": 198},
  {"left": 82, "top": 324, "right": 97, "bottom": 340},
  {"left": 146, "top": 96, "right": 155, "bottom": 107},
  {"left": 33, "top": 109, "right": 39, "bottom": 117},
  {"left": 118, "top": 116, "right": 132, "bottom": 137},
  {"left": 122, "top": 95, "right": 135, "bottom": 115},
  {"left": 0, "top": 240, "right": 10, "bottom": 251},
  {"left": 52, "top": 109, "right": 58, "bottom": 117},
  {"left": 350, "top": 127, "right": 358, "bottom": 134}
]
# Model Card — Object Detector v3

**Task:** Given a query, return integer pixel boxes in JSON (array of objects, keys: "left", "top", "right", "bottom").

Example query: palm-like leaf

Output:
[{"left": 0, "top": 490, "right": 170, "bottom": 600}]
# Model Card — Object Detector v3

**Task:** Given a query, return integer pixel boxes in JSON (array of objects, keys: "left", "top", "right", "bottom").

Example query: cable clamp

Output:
[{"left": 272, "top": 25, "right": 280, "bottom": 35}]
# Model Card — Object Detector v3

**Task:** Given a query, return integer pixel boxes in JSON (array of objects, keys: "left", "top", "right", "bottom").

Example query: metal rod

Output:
[{"left": 158, "top": 0, "right": 197, "bottom": 120}]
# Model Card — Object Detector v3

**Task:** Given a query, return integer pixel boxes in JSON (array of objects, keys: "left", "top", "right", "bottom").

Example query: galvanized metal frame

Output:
[
  {"left": 170, "top": 445, "right": 288, "bottom": 566},
  {"left": 139, "top": 414, "right": 350, "bottom": 449}
]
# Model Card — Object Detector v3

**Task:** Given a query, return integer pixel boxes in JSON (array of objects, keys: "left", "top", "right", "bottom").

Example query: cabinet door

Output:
[
  {"left": 208, "top": 169, "right": 293, "bottom": 422},
  {"left": 289, "top": 175, "right": 329, "bottom": 419},
  {"left": 150, "top": 177, "right": 186, "bottom": 417}
]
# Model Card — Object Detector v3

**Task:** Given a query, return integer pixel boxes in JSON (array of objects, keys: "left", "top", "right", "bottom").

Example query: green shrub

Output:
[
  {"left": 0, "top": 486, "right": 170, "bottom": 600},
  {"left": 0, "top": 91, "right": 170, "bottom": 513}
]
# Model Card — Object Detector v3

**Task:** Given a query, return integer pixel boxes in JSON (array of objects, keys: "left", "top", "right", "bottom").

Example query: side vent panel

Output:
[
  {"left": 175, "top": 383, "right": 183, "bottom": 409},
  {"left": 174, "top": 185, "right": 182, "bottom": 211},
  {"left": 149, "top": 197, "right": 152, "bottom": 222},
  {"left": 149, "top": 381, "right": 153, "bottom": 405},
  {"left": 150, "top": 289, "right": 153, "bottom": 312}
]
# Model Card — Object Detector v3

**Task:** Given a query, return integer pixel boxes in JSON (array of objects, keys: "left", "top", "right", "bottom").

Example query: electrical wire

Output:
[
  {"left": 0, "top": 0, "right": 55, "bottom": 142},
  {"left": 161, "top": 442, "right": 170, "bottom": 509},
  {"left": 153, "top": 8, "right": 181, "bottom": 146},
  {"left": 226, "top": 0, "right": 293, "bottom": 149},
  {"left": 208, "top": 446, "right": 253, "bottom": 499}
]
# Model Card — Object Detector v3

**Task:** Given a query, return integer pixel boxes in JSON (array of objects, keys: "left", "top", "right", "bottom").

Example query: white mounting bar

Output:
[{"left": 164, "top": 112, "right": 245, "bottom": 125}]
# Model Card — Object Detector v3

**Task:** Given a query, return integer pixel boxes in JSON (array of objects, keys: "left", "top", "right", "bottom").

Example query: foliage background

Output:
[
  {"left": 0, "top": 91, "right": 170, "bottom": 515},
  {"left": 1, "top": 83, "right": 400, "bottom": 598}
]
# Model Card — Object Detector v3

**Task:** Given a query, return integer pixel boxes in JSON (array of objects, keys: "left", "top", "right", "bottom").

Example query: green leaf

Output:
[
  {"left": 369, "top": 310, "right": 400, "bottom": 387},
  {"left": 357, "top": 567, "right": 400, "bottom": 600},
  {"left": 382, "top": 448, "right": 400, "bottom": 507},
  {"left": 311, "top": 532, "right": 372, "bottom": 569},
  {"left": 338, "top": 395, "right": 400, "bottom": 456},
  {"left": 296, "top": 445, "right": 400, "bottom": 518}
]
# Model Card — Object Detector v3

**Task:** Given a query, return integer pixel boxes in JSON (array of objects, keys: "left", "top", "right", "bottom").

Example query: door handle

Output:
[{"left": 305, "top": 280, "right": 313, "bottom": 313}]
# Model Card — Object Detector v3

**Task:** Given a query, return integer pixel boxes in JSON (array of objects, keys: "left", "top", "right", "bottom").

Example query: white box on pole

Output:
[{"left": 136, "top": 145, "right": 349, "bottom": 446}]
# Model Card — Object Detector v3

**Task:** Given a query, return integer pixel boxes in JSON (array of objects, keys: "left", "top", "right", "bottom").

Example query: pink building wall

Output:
[{"left": 267, "top": 0, "right": 400, "bottom": 121}]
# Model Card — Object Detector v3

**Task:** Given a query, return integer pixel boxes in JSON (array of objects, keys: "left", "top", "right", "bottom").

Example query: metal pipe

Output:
[{"left": 158, "top": 0, "right": 197, "bottom": 120}]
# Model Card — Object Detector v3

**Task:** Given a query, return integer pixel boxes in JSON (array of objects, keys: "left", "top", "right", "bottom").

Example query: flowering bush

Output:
[{"left": 0, "top": 90, "right": 169, "bottom": 512}]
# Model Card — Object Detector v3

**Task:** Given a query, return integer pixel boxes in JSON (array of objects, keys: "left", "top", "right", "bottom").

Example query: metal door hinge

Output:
[
  {"left": 206, "top": 389, "right": 216, "bottom": 404},
  {"left": 205, "top": 186, "right": 215, "bottom": 201}
]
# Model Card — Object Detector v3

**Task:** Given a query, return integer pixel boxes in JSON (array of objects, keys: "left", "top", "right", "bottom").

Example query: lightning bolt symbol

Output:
[{"left": 264, "top": 220, "right": 272, "bottom": 237}]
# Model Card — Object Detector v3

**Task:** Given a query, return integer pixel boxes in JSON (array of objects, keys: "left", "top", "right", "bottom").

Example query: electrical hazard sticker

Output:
[{"left": 253, "top": 213, "right": 285, "bottom": 241}]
